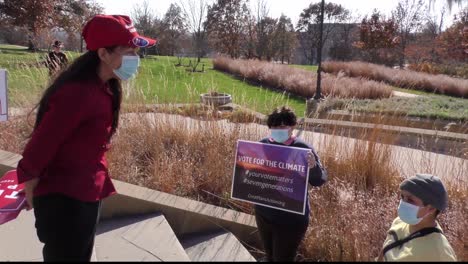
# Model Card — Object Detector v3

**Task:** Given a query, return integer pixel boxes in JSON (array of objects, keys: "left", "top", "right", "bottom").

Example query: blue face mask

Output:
[
  {"left": 398, "top": 200, "right": 428, "bottom": 225},
  {"left": 113, "top": 55, "right": 140, "bottom": 81},
  {"left": 271, "top": 129, "right": 290, "bottom": 143}
]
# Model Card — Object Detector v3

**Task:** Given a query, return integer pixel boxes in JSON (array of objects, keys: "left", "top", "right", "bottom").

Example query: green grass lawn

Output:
[
  {"left": 290, "top": 64, "right": 318, "bottom": 72},
  {"left": 0, "top": 44, "right": 29, "bottom": 50},
  {"left": 0, "top": 45, "right": 51, "bottom": 106},
  {"left": 296, "top": 63, "right": 467, "bottom": 121},
  {"left": 325, "top": 96, "right": 468, "bottom": 121},
  {"left": 1, "top": 45, "right": 306, "bottom": 115},
  {"left": 0, "top": 44, "right": 83, "bottom": 106},
  {"left": 341, "top": 87, "right": 467, "bottom": 121},
  {"left": 1, "top": 45, "right": 466, "bottom": 121},
  {"left": 393, "top": 87, "right": 436, "bottom": 96},
  {"left": 131, "top": 56, "right": 306, "bottom": 115}
]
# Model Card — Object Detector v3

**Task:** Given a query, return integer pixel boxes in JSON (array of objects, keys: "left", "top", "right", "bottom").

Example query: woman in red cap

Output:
[{"left": 16, "top": 15, "right": 156, "bottom": 261}]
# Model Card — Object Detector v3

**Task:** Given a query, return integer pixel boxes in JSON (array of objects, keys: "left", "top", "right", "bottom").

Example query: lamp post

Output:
[
  {"left": 315, "top": 0, "right": 325, "bottom": 100},
  {"left": 306, "top": 0, "right": 325, "bottom": 117}
]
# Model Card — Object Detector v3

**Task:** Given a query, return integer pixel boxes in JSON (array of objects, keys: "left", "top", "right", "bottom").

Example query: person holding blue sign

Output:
[{"left": 255, "top": 106, "right": 327, "bottom": 262}]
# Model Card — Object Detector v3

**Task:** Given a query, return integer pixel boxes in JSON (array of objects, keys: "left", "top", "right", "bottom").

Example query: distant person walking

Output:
[
  {"left": 17, "top": 15, "right": 156, "bottom": 261},
  {"left": 378, "top": 174, "right": 457, "bottom": 261},
  {"left": 45, "top": 40, "right": 68, "bottom": 76}
]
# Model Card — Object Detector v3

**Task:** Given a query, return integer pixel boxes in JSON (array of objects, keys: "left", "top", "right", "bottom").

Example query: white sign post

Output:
[{"left": 0, "top": 69, "right": 7, "bottom": 122}]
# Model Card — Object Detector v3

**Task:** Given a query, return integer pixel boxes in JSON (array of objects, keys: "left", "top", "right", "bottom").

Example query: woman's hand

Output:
[
  {"left": 22, "top": 178, "right": 39, "bottom": 210},
  {"left": 307, "top": 151, "right": 317, "bottom": 168}
]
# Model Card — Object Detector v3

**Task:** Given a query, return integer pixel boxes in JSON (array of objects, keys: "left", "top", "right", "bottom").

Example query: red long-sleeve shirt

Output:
[{"left": 17, "top": 78, "right": 116, "bottom": 202}]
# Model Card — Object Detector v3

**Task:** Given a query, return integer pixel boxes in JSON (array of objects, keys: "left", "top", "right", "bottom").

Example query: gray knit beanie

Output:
[{"left": 400, "top": 173, "right": 448, "bottom": 211}]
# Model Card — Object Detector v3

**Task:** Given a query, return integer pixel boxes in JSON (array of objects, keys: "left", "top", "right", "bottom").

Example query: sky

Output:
[{"left": 95, "top": 0, "right": 465, "bottom": 29}]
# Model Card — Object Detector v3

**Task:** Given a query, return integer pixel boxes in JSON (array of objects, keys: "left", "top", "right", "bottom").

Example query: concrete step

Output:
[
  {"left": 94, "top": 212, "right": 190, "bottom": 261},
  {"left": 0, "top": 211, "right": 191, "bottom": 262},
  {"left": 0, "top": 210, "right": 42, "bottom": 261},
  {"left": 180, "top": 230, "right": 256, "bottom": 262}
]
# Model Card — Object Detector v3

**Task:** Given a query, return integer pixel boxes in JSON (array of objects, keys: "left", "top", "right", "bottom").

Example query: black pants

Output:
[
  {"left": 33, "top": 194, "right": 101, "bottom": 262},
  {"left": 255, "top": 212, "right": 309, "bottom": 262}
]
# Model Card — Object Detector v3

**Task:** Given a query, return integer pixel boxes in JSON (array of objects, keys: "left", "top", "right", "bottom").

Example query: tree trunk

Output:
[{"left": 399, "top": 43, "right": 406, "bottom": 68}]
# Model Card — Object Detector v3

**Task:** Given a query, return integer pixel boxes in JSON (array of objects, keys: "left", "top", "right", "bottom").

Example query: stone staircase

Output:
[
  {"left": 93, "top": 213, "right": 190, "bottom": 261},
  {"left": 180, "top": 230, "right": 257, "bottom": 261},
  {"left": 0, "top": 149, "right": 258, "bottom": 262},
  {"left": 0, "top": 208, "right": 256, "bottom": 262}
]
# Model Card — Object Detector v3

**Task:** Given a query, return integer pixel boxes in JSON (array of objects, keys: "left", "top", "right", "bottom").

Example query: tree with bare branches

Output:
[
  {"left": 273, "top": 15, "right": 297, "bottom": 64},
  {"left": 257, "top": 17, "right": 278, "bottom": 61},
  {"left": 179, "top": 0, "right": 209, "bottom": 62},
  {"left": 392, "top": 0, "right": 426, "bottom": 68},
  {"left": 405, "top": 6, "right": 446, "bottom": 64},
  {"left": 131, "top": 0, "right": 159, "bottom": 56},
  {"left": 297, "top": 2, "right": 350, "bottom": 64},
  {"left": 158, "top": 3, "right": 187, "bottom": 56},
  {"left": 205, "top": 0, "right": 251, "bottom": 58},
  {"left": 244, "top": 14, "right": 258, "bottom": 59},
  {"left": 437, "top": 8, "right": 468, "bottom": 61},
  {"left": 253, "top": 0, "right": 269, "bottom": 59},
  {"left": 132, "top": 1, "right": 158, "bottom": 37},
  {"left": 61, "top": 0, "right": 104, "bottom": 52},
  {"left": 429, "top": 0, "right": 467, "bottom": 11},
  {"left": 0, "top": 0, "right": 103, "bottom": 51},
  {"left": 0, "top": 0, "right": 57, "bottom": 50}
]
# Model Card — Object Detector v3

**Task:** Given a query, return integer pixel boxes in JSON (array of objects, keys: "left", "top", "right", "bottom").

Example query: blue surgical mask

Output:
[
  {"left": 113, "top": 55, "right": 140, "bottom": 81},
  {"left": 398, "top": 200, "right": 427, "bottom": 225},
  {"left": 271, "top": 129, "right": 290, "bottom": 143}
]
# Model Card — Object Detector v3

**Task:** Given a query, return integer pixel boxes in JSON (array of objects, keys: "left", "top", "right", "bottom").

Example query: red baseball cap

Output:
[{"left": 82, "top": 14, "right": 157, "bottom": 51}]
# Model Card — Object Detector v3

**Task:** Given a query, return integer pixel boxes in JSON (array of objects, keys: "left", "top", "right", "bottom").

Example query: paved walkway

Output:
[{"left": 392, "top": 90, "right": 420, "bottom": 98}]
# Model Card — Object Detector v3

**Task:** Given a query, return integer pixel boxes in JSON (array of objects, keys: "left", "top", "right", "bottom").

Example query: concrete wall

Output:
[
  {"left": 101, "top": 182, "right": 260, "bottom": 246},
  {"left": 0, "top": 149, "right": 261, "bottom": 247}
]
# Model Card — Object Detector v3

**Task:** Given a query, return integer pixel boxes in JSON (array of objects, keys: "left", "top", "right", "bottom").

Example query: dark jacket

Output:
[
  {"left": 254, "top": 137, "right": 327, "bottom": 225},
  {"left": 46, "top": 51, "right": 68, "bottom": 74}
]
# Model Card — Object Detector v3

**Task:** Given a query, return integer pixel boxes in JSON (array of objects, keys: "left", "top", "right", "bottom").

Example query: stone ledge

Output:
[
  {"left": 0, "top": 149, "right": 22, "bottom": 175},
  {"left": 180, "top": 230, "right": 256, "bottom": 262},
  {"left": 0, "top": 149, "right": 260, "bottom": 248},
  {"left": 302, "top": 117, "right": 467, "bottom": 141},
  {"left": 94, "top": 213, "right": 190, "bottom": 261},
  {"left": 101, "top": 181, "right": 259, "bottom": 247}
]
